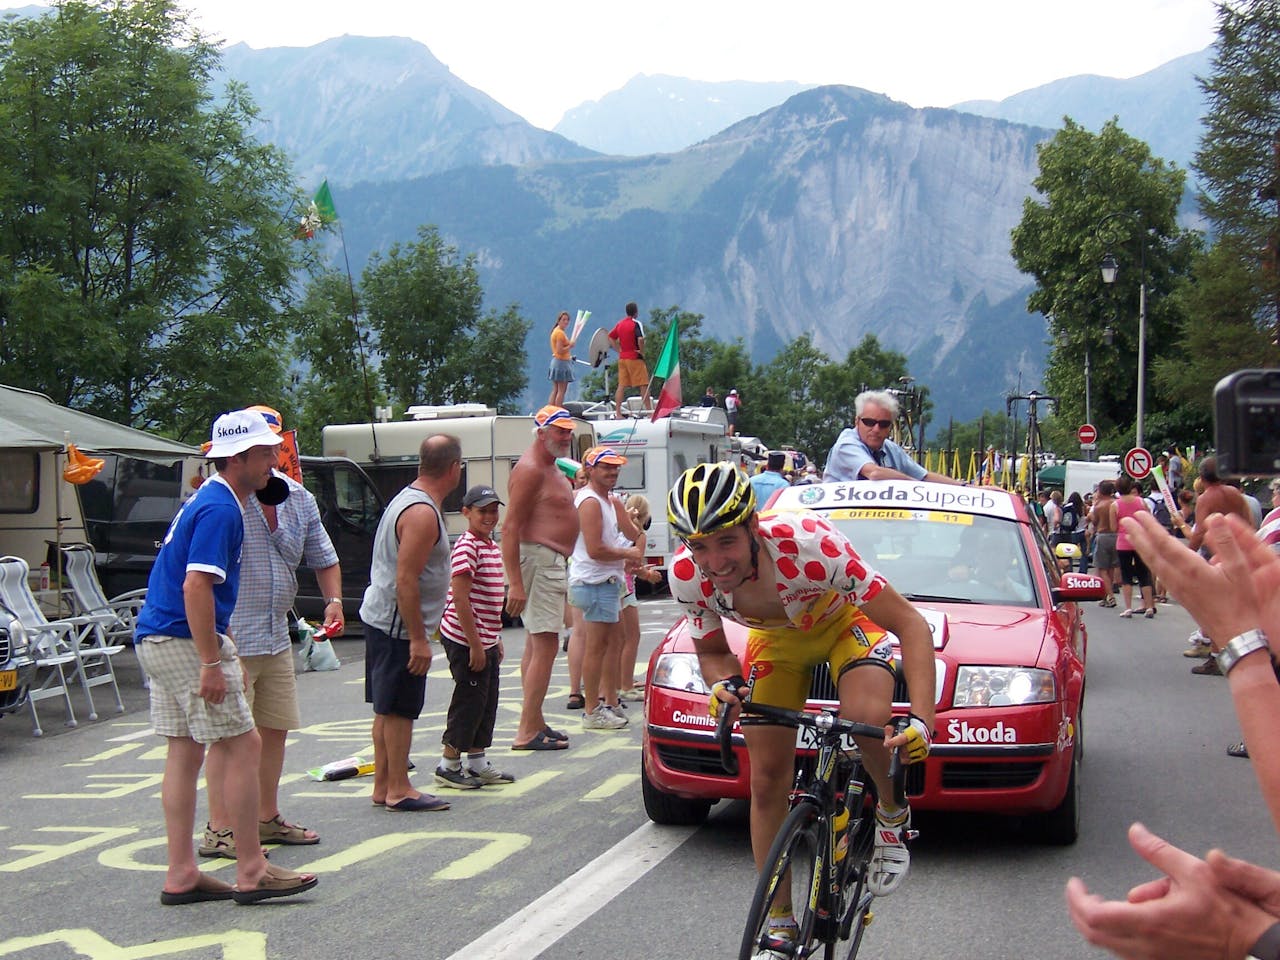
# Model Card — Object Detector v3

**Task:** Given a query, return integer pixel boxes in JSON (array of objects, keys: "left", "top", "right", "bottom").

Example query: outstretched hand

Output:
[
  {"left": 1065, "top": 823, "right": 1275, "bottom": 960},
  {"left": 1123, "top": 512, "right": 1280, "bottom": 653}
]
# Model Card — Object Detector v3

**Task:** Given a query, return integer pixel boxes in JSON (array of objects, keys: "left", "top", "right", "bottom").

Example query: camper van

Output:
[
  {"left": 0, "top": 385, "right": 202, "bottom": 601},
  {"left": 321, "top": 405, "right": 595, "bottom": 542},
  {"left": 587, "top": 406, "right": 728, "bottom": 570}
]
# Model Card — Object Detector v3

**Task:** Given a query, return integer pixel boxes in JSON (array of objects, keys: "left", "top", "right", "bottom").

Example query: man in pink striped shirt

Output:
[{"left": 435, "top": 485, "right": 517, "bottom": 788}]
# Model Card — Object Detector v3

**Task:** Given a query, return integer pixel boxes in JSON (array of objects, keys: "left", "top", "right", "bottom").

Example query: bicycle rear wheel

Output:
[{"left": 739, "top": 800, "right": 825, "bottom": 960}]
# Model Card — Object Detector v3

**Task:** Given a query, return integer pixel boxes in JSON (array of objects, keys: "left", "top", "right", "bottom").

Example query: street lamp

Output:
[{"left": 1097, "top": 213, "right": 1149, "bottom": 449}]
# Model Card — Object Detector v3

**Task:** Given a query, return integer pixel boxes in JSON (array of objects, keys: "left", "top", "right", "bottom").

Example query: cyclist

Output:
[{"left": 667, "top": 463, "right": 936, "bottom": 957}]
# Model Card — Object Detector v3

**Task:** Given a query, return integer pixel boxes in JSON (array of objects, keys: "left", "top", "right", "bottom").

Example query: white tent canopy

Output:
[{"left": 0, "top": 384, "right": 197, "bottom": 463}]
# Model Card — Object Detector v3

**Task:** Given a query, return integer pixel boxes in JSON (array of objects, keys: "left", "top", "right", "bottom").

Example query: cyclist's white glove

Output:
[
  {"left": 708, "top": 675, "right": 746, "bottom": 719},
  {"left": 897, "top": 715, "right": 932, "bottom": 764}
]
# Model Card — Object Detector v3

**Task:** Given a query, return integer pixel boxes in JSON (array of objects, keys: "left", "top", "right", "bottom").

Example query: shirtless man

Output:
[
  {"left": 1089, "top": 480, "right": 1119, "bottom": 607},
  {"left": 1186, "top": 456, "right": 1252, "bottom": 552},
  {"left": 503, "top": 405, "right": 581, "bottom": 751}
]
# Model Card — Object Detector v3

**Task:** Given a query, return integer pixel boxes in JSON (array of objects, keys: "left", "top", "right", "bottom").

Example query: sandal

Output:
[
  {"left": 198, "top": 823, "right": 237, "bottom": 860},
  {"left": 232, "top": 863, "right": 319, "bottom": 905},
  {"left": 259, "top": 813, "right": 319, "bottom": 846},
  {"left": 566, "top": 692, "right": 586, "bottom": 710},
  {"left": 1227, "top": 741, "right": 1250, "bottom": 758}
]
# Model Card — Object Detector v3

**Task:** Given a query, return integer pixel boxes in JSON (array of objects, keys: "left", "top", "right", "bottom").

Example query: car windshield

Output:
[{"left": 828, "top": 509, "right": 1038, "bottom": 607}]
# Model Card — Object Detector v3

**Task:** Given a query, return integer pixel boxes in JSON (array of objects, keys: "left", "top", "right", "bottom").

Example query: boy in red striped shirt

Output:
[{"left": 435, "top": 485, "right": 518, "bottom": 788}]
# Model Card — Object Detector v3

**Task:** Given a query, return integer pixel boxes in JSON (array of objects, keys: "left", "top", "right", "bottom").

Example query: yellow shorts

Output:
[
  {"left": 743, "top": 607, "right": 894, "bottom": 713},
  {"left": 618, "top": 358, "right": 650, "bottom": 388}
]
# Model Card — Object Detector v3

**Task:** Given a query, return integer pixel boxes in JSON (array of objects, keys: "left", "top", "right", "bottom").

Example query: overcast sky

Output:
[{"left": 180, "top": 0, "right": 1220, "bottom": 130}]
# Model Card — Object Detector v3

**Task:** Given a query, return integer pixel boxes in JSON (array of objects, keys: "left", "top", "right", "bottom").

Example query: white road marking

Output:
[{"left": 443, "top": 820, "right": 697, "bottom": 960}]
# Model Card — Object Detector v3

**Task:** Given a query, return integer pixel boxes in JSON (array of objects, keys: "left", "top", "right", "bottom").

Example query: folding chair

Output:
[
  {"left": 60, "top": 543, "right": 148, "bottom": 688},
  {"left": 0, "top": 555, "right": 125, "bottom": 728},
  {"left": 0, "top": 566, "right": 78, "bottom": 736},
  {"left": 60, "top": 543, "right": 148, "bottom": 644}
]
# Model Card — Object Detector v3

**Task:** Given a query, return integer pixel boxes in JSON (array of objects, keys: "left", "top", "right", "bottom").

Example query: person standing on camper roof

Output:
[
  {"left": 609, "top": 302, "right": 651, "bottom": 417},
  {"left": 725, "top": 389, "right": 741, "bottom": 437},
  {"left": 548, "top": 311, "right": 576, "bottom": 408}
]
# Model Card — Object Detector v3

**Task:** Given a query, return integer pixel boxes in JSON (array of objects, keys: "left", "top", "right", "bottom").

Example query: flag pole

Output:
[{"left": 321, "top": 181, "right": 381, "bottom": 462}]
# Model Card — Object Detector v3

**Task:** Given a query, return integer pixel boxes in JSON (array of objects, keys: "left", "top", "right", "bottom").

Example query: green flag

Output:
[
  {"left": 653, "top": 319, "right": 679, "bottom": 379},
  {"left": 297, "top": 180, "right": 338, "bottom": 239},
  {"left": 313, "top": 180, "right": 338, "bottom": 222}
]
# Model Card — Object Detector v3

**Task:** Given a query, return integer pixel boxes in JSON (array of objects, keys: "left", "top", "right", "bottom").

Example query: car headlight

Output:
[
  {"left": 953, "top": 666, "right": 1055, "bottom": 707},
  {"left": 4, "top": 615, "right": 28, "bottom": 657},
  {"left": 651, "top": 653, "right": 710, "bottom": 695}
]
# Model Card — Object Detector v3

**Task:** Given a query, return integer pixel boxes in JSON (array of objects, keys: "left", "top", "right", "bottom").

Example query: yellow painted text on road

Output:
[
  {"left": 299, "top": 830, "right": 531, "bottom": 880},
  {"left": 0, "top": 928, "right": 266, "bottom": 959},
  {"left": 26, "top": 773, "right": 164, "bottom": 799},
  {"left": 0, "top": 826, "right": 137, "bottom": 872}
]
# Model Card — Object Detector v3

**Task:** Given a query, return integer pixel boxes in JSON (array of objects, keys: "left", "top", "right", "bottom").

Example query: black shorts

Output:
[
  {"left": 363, "top": 624, "right": 427, "bottom": 719},
  {"left": 1117, "top": 549, "right": 1152, "bottom": 589},
  {"left": 441, "top": 640, "right": 501, "bottom": 752}
]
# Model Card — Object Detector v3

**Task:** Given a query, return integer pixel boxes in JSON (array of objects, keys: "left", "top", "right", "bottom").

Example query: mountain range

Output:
[{"left": 4, "top": 6, "right": 1212, "bottom": 422}]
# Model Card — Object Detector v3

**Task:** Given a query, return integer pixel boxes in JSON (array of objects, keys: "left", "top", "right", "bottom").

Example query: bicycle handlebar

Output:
[{"left": 715, "top": 697, "right": 909, "bottom": 805}]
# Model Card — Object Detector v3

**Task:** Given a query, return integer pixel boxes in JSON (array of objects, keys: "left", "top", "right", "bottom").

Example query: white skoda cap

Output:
[{"left": 206, "top": 410, "right": 284, "bottom": 459}]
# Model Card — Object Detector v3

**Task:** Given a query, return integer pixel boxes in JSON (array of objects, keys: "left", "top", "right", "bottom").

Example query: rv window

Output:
[
  {"left": 332, "top": 466, "right": 382, "bottom": 534},
  {"left": 0, "top": 451, "right": 38, "bottom": 513},
  {"left": 672, "top": 451, "right": 690, "bottom": 475},
  {"left": 615, "top": 457, "right": 645, "bottom": 492},
  {"left": 367, "top": 463, "right": 468, "bottom": 513}
]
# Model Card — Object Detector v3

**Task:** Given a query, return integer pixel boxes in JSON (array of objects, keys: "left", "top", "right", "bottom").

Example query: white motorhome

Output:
[
  {"left": 586, "top": 406, "right": 728, "bottom": 570},
  {"left": 321, "top": 405, "right": 595, "bottom": 541}
]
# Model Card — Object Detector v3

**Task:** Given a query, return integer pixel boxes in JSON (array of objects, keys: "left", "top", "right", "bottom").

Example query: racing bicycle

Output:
[{"left": 717, "top": 700, "right": 911, "bottom": 960}]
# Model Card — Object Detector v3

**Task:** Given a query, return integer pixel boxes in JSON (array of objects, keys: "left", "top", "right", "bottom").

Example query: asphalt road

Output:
[{"left": 0, "top": 594, "right": 1271, "bottom": 960}]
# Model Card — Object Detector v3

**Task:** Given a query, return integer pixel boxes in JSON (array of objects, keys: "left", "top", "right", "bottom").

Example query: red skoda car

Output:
[{"left": 641, "top": 480, "right": 1105, "bottom": 843}]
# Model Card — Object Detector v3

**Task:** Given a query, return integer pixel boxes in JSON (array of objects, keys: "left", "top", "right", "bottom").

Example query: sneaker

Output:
[
  {"left": 1191, "top": 657, "right": 1223, "bottom": 676},
  {"left": 583, "top": 703, "right": 628, "bottom": 730},
  {"left": 1183, "top": 642, "right": 1213, "bottom": 658},
  {"left": 434, "top": 766, "right": 485, "bottom": 790},
  {"left": 618, "top": 685, "right": 645, "bottom": 702},
  {"left": 468, "top": 764, "right": 516, "bottom": 785},
  {"left": 197, "top": 823, "right": 236, "bottom": 859},
  {"left": 868, "top": 806, "right": 911, "bottom": 896},
  {"left": 605, "top": 703, "right": 629, "bottom": 724},
  {"left": 753, "top": 916, "right": 798, "bottom": 960}
]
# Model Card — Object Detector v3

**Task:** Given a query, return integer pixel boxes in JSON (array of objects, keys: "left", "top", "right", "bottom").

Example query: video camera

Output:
[{"left": 1215, "top": 369, "right": 1280, "bottom": 477}]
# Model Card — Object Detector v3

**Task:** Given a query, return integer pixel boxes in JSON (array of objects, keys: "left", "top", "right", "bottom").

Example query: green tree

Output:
[
  {"left": 1010, "top": 118, "right": 1196, "bottom": 446},
  {"left": 289, "top": 270, "right": 384, "bottom": 448},
  {"left": 1196, "top": 0, "right": 1280, "bottom": 321},
  {"left": 362, "top": 226, "right": 530, "bottom": 412},
  {"left": 1181, "top": 0, "right": 1280, "bottom": 391},
  {"left": 0, "top": 0, "right": 304, "bottom": 439},
  {"left": 749, "top": 334, "right": 910, "bottom": 461}
]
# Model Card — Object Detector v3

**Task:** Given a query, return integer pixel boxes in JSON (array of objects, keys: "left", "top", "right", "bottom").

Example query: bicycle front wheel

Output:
[{"left": 739, "top": 800, "right": 825, "bottom": 960}]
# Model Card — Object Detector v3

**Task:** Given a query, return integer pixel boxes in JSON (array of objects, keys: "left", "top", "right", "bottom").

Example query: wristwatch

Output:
[
  {"left": 1215, "top": 629, "right": 1270, "bottom": 676},
  {"left": 324, "top": 597, "right": 343, "bottom": 606}
]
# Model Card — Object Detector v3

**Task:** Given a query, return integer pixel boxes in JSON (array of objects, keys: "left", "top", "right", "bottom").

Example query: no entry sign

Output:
[{"left": 1077, "top": 423, "right": 1097, "bottom": 444}]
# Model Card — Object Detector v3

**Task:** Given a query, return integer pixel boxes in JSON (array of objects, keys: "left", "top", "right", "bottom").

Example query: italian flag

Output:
[
  {"left": 296, "top": 180, "right": 339, "bottom": 239},
  {"left": 650, "top": 319, "right": 682, "bottom": 421}
]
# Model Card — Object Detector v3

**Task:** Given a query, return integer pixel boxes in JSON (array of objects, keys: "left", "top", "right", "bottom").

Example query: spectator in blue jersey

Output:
[
  {"left": 749, "top": 452, "right": 791, "bottom": 506},
  {"left": 434, "top": 485, "right": 517, "bottom": 790},
  {"left": 200, "top": 405, "right": 342, "bottom": 858},
  {"left": 823, "top": 390, "right": 962, "bottom": 485},
  {"left": 134, "top": 410, "right": 318, "bottom": 906}
]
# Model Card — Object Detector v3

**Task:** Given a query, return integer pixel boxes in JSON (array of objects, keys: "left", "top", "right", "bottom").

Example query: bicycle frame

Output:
[{"left": 717, "top": 698, "right": 908, "bottom": 959}]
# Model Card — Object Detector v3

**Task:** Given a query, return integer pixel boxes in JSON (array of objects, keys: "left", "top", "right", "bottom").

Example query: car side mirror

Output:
[{"left": 1052, "top": 572, "right": 1107, "bottom": 605}]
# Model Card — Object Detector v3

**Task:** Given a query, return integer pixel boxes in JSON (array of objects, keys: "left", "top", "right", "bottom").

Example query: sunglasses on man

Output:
[{"left": 859, "top": 417, "right": 892, "bottom": 430}]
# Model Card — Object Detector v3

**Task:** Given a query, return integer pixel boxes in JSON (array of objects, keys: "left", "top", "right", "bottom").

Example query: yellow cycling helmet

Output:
[{"left": 668, "top": 462, "right": 757, "bottom": 539}]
